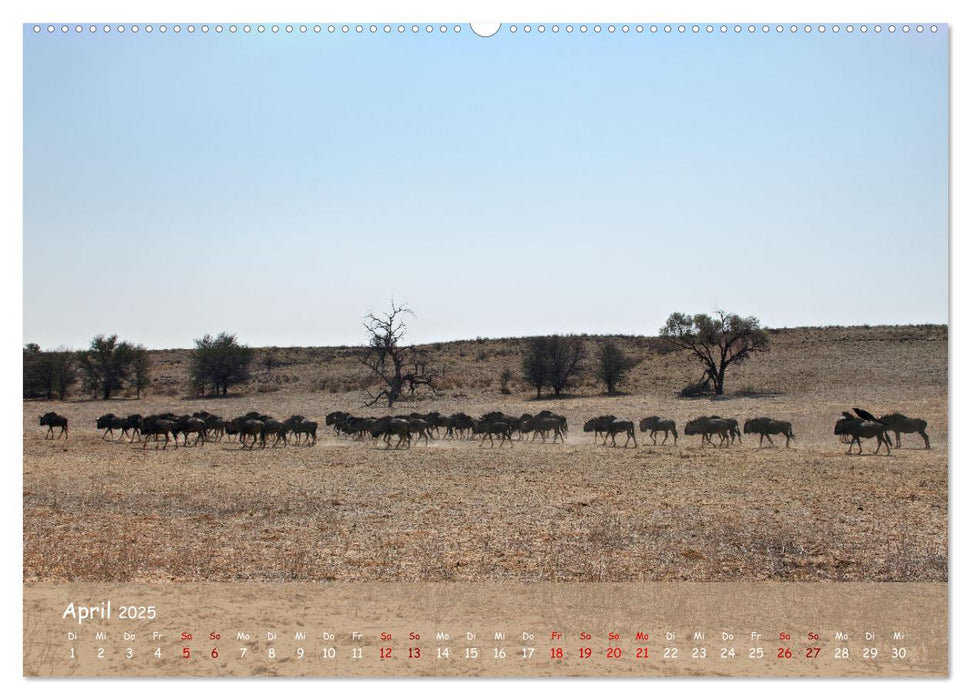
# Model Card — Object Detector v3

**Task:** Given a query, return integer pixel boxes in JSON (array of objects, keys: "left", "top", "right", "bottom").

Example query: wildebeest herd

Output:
[
  {"left": 324, "top": 410, "right": 569, "bottom": 448},
  {"left": 36, "top": 406, "right": 932, "bottom": 453},
  {"left": 77, "top": 411, "right": 319, "bottom": 449}
]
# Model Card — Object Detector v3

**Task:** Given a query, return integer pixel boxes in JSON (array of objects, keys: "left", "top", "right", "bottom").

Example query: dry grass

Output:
[{"left": 23, "top": 325, "right": 947, "bottom": 584}]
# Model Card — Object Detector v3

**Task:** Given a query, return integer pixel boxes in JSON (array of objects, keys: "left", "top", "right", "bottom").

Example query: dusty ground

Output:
[{"left": 23, "top": 325, "right": 947, "bottom": 583}]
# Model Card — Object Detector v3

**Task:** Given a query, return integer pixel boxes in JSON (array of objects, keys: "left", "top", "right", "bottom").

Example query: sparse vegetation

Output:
[
  {"left": 499, "top": 368, "right": 513, "bottom": 395},
  {"left": 22, "top": 324, "right": 949, "bottom": 584}
]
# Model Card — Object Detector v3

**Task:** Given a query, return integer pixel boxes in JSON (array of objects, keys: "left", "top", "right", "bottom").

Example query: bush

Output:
[{"left": 679, "top": 379, "right": 712, "bottom": 398}]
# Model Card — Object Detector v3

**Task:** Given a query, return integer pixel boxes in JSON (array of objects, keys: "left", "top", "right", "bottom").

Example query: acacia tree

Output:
[
  {"left": 129, "top": 344, "right": 152, "bottom": 398},
  {"left": 659, "top": 310, "right": 769, "bottom": 395},
  {"left": 189, "top": 332, "right": 253, "bottom": 396},
  {"left": 359, "top": 301, "right": 439, "bottom": 408},
  {"left": 23, "top": 344, "right": 77, "bottom": 400},
  {"left": 597, "top": 339, "right": 637, "bottom": 394},
  {"left": 521, "top": 335, "right": 586, "bottom": 398},
  {"left": 76, "top": 334, "right": 135, "bottom": 400}
]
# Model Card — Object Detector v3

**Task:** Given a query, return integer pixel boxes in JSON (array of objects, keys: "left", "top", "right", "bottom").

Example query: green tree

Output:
[
  {"left": 129, "top": 344, "right": 152, "bottom": 398},
  {"left": 521, "top": 335, "right": 586, "bottom": 398},
  {"left": 659, "top": 310, "right": 769, "bottom": 395},
  {"left": 597, "top": 339, "right": 637, "bottom": 394},
  {"left": 23, "top": 344, "right": 76, "bottom": 400},
  {"left": 76, "top": 335, "right": 135, "bottom": 400},
  {"left": 189, "top": 332, "right": 253, "bottom": 396}
]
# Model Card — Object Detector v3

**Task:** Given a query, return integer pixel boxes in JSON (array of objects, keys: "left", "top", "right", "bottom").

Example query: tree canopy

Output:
[
  {"left": 659, "top": 310, "right": 769, "bottom": 395},
  {"left": 189, "top": 332, "right": 253, "bottom": 396}
]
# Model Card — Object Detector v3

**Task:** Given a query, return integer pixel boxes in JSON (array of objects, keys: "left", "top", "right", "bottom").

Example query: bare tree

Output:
[
  {"left": 659, "top": 310, "right": 769, "bottom": 395},
  {"left": 359, "top": 301, "right": 439, "bottom": 408}
]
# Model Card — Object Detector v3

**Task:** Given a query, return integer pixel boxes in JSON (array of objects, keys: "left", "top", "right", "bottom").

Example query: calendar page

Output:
[{"left": 21, "top": 19, "right": 948, "bottom": 678}]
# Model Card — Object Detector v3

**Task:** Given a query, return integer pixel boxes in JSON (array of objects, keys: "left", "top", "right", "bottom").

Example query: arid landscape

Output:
[{"left": 23, "top": 325, "right": 948, "bottom": 584}]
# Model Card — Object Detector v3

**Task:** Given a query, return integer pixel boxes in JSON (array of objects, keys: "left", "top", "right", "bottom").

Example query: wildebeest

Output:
[
  {"left": 405, "top": 418, "right": 433, "bottom": 446},
  {"left": 535, "top": 410, "right": 567, "bottom": 435},
  {"left": 709, "top": 416, "right": 742, "bottom": 444},
  {"left": 521, "top": 415, "right": 566, "bottom": 443},
  {"left": 834, "top": 411, "right": 892, "bottom": 455},
  {"left": 141, "top": 415, "right": 177, "bottom": 449},
  {"left": 261, "top": 419, "right": 288, "bottom": 448},
  {"left": 449, "top": 413, "right": 475, "bottom": 439},
  {"left": 638, "top": 416, "right": 678, "bottom": 445},
  {"left": 879, "top": 413, "right": 931, "bottom": 449},
  {"left": 96, "top": 413, "right": 124, "bottom": 440},
  {"left": 39, "top": 412, "right": 68, "bottom": 439},
  {"left": 121, "top": 414, "right": 143, "bottom": 442},
  {"left": 294, "top": 419, "right": 318, "bottom": 446},
  {"left": 239, "top": 419, "right": 265, "bottom": 449},
  {"left": 473, "top": 420, "right": 513, "bottom": 447},
  {"left": 603, "top": 419, "right": 637, "bottom": 447},
  {"left": 174, "top": 415, "right": 207, "bottom": 446},
  {"left": 202, "top": 416, "right": 225, "bottom": 442},
  {"left": 743, "top": 417, "right": 795, "bottom": 447},
  {"left": 583, "top": 415, "right": 617, "bottom": 442},
  {"left": 684, "top": 416, "right": 733, "bottom": 447},
  {"left": 371, "top": 417, "right": 412, "bottom": 449},
  {"left": 326, "top": 411, "right": 350, "bottom": 432}
]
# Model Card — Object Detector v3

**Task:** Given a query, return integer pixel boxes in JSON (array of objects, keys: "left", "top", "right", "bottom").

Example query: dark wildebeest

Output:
[
  {"left": 95, "top": 413, "right": 124, "bottom": 440},
  {"left": 879, "top": 413, "right": 931, "bottom": 449},
  {"left": 239, "top": 419, "right": 265, "bottom": 449},
  {"left": 638, "top": 416, "right": 678, "bottom": 445},
  {"left": 121, "top": 414, "right": 143, "bottom": 442},
  {"left": 743, "top": 417, "right": 795, "bottom": 447},
  {"left": 708, "top": 416, "right": 742, "bottom": 444},
  {"left": 39, "top": 412, "right": 68, "bottom": 439},
  {"left": 141, "top": 415, "right": 177, "bottom": 449},
  {"left": 202, "top": 416, "right": 225, "bottom": 442},
  {"left": 406, "top": 418, "right": 433, "bottom": 446},
  {"left": 603, "top": 419, "right": 637, "bottom": 447},
  {"left": 583, "top": 415, "right": 617, "bottom": 443},
  {"left": 174, "top": 415, "right": 206, "bottom": 446},
  {"left": 371, "top": 417, "right": 411, "bottom": 449},
  {"left": 261, "top": 419, "right": 288, "bottom": 448},
  {"left": 684, "top": 417, "right": 733, "bottom": 447},
  {"left": 326, "top": 411, "right": 351, "bottom": 433},
  {"left": 294, "top": 419, "right": 318, "bottom": 446},
  {"left": 473, "top": 419, "right": 513, "bottom": 447},
  {"left": 449, "top": 413, "right": 476, "bottom": 439},
  {"left": 535, "top": 410, "right": 568, "bottom": 436},
  {"left": 284, "top": 414, "right": 306, "bottom": 441},
  {"left": 834, "top": 411, "right": 892, "bottom": 455},
  {"left": 521, "top": 415, "right": 566, "bottom": 443}
]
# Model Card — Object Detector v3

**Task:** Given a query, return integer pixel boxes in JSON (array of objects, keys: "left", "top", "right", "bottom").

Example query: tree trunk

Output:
[{"left": 714, "top": 365, "right": 727, "bottom": 395}]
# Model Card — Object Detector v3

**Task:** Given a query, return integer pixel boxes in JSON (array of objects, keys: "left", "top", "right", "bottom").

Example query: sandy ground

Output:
[{"left": 23, "top": 325, "right": 947, "bottom": 584}]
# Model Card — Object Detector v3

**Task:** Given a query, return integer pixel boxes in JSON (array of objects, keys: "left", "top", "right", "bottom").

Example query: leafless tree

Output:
[{"left": 359, "top": 301, "right": 440, "bottom": 408}]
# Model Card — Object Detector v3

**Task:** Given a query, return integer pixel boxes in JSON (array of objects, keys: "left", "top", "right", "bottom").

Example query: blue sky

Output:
[{"left": 23, "top": 24, "right": 948, "bottom": 349}]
